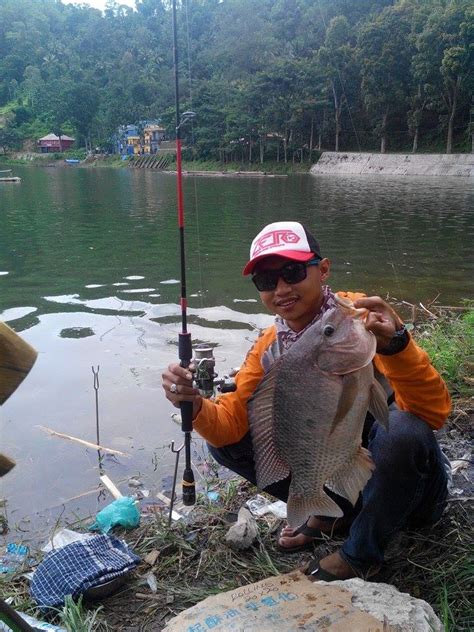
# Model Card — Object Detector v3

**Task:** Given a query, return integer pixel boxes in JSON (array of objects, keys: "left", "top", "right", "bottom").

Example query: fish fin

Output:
[
  {"left": 369, "top": 379, "right": 390, "bottom": 430},
  {"left": 325, "top": 446, "right": 375, "bottom": 506},
  {"left": 329, "top": 372, "right": 359, "bottom": 434},
  {"left": 248, "top": 365, "right": 290, "bottom": 489},
  {"left": 287, "top": 491, "right": 343, "bottom": 528}
]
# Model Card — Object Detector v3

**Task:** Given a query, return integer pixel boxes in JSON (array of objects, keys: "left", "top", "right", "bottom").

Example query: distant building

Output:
[
  {"left": 114, "top": 121, "right": 166, "bottom": 156},
  {"left": 115, "top": 125, "right": 139, "bottom": 155},
  {"left": 126, "top": 135, "right": 141, "bottom": 155},
  {"left": 143, "top": 124, "right": 166, "bottom": 154},
  {"left": 38, "top": 133, "right": 75, "bottom": 153}
]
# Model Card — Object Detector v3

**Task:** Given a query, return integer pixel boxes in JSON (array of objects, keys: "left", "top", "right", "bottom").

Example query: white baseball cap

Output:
[{"left": 242, "top": 221, "right": 322, "bottom": 275}]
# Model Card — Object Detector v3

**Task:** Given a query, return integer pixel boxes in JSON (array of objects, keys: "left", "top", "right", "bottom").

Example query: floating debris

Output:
[{"left": 37, "top": 425, "right": 129, "bottom": 457}]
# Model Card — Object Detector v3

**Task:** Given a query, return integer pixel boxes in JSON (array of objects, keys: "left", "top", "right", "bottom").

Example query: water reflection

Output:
[
  {"left": 0, "top": 166, "right": 472, "bottom": 538},
  {"left": 60, "top": 327, "right": 95, "bottom": 339}
]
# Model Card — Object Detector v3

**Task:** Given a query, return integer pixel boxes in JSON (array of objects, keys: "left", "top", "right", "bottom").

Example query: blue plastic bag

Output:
[
  {"left": 89, "top": 497, "right": 140, "bottom": 534},
  {"left": 0, "top": 542, "right": 29, "bottom": 573}
]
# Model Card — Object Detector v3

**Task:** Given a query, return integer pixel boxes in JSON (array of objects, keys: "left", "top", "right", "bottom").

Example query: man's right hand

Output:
[{"left": 162, "top": 363, "right": 203, "bottom": 419}]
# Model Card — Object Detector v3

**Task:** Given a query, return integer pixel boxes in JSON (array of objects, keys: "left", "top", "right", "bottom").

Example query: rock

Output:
[
  {"left": 225, "top": 506, "right": 258, "bottom": 550},
  {"left": 164, "top": 571, "right": 434, "bottom": 631},
  {"left": 321, "top": 578, "right": 443, "bottom": 632}
]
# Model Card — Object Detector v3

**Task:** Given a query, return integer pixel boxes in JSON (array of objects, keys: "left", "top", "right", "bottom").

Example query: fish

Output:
[{"left": 247, "top": 299, "right": 389, "bottom": 528}]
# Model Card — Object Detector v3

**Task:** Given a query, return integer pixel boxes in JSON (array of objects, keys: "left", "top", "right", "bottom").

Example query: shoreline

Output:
[
  {"left": 4, "top": 151, "right": 474, "bottom": 177},
  {"left": 311, "top": 151, "right": 474, "bottom": 177},
  {"left": 161, "top": 169, "right": 288, "bottom": 178}
]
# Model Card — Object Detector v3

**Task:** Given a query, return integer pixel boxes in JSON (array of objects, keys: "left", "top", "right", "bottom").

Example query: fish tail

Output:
[{"left": 287, "top": 491, "right": 343, "bottom": 528}]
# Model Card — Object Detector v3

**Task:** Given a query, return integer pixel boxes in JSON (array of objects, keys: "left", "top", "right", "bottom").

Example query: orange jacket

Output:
[{"left": 193, "top": 291, "right": 451, "bottom": 447}]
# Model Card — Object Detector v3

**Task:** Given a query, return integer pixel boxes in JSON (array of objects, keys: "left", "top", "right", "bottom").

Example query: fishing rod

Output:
[
  {"left": 172, "top": 0, "right": 196, "bottom": 507},
  {"left": 168, "top": 1, "right": 236, "bottom": 517}
]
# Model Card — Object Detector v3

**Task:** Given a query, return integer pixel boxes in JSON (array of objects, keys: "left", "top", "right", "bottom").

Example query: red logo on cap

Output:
[{"left": 252, "top": 229, "right": 300, "bottom": 257}]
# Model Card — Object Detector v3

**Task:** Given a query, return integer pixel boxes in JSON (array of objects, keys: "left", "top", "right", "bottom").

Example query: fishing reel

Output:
[{"left": 192, "top": 345, "right": 237, "bottom": 399}]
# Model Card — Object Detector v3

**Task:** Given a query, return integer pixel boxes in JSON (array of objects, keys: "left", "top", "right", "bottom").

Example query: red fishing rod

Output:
[{"left": 172, "top": 0, "right": 196, "bottom": 506}]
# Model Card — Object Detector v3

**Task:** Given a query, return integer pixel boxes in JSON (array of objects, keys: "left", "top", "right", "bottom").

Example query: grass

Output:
[
  {"left": 58, "top": 596, "right": 106, "bottom": 632},
  {"left": 0, "top": 450, "right": 472, "bottom": 630},
  {"left": 415, "top": 307, "right": 474, "bottom": 396},
  {"left": 0, "top": 308, "right": 471, "bottom": 630}
]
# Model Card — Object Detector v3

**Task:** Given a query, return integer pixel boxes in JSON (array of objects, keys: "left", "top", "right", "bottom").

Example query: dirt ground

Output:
[
  {"left": 95, "top": 404, "right": 473, "bottom": 632},
  {"left": 1, "top": 404, "right": 471, "bottom": 631}
]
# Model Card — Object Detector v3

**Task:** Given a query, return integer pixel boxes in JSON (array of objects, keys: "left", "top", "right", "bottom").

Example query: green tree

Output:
[
  {"left": 318, "top": 15, "right": 358, "bottom": 152},
  {"left": 358, "top": 3, "right": 415, "bottom": 153},
  {"left": 63, "top": 84, "right": 100, "bottom": 152},
  {"left": 0, "top": 0, "right": 472, "bottom": 159},
  {"left": 0, "top": 124, "right": 22, "bottom": 153},
  {"left": 413, "top": 1, "right": 473, "bottom": 153}
]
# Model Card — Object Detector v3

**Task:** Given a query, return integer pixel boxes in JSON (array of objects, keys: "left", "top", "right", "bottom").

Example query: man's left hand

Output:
[{"left": 353, "top": 296, "right": 404, "bottom": 353}]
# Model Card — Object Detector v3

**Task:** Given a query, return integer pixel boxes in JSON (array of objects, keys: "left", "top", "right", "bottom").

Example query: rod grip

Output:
[
  {"left": 180, "top": 400, "right": 193, "bottom": 433},
  {"left": 182, "top": 466, "right": 196, "bottom": 506},
  {"left": 178, "top": 331, "right": 192, "bottom": 366}
]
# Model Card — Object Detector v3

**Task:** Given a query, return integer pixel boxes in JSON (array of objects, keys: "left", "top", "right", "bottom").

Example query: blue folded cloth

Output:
[{"left": 31, "top": 534, "right": 140, "bottom": 610}]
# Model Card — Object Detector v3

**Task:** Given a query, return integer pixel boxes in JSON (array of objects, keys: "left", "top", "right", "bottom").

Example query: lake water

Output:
[{"left": 1, "top": 165, "right": 473, "bottom": 540}]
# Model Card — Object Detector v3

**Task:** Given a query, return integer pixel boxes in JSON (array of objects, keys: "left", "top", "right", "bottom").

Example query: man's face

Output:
[{"left": 254, "top": 255, "right": 330, "bottom": 332}]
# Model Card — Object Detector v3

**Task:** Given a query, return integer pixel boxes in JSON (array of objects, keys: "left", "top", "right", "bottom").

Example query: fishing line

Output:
[
  {"left": 184, "top": 0, "right": 205, "bottom": 309},
  {"left": 184, "top": 0, "right": 194, "bottom": 142}
]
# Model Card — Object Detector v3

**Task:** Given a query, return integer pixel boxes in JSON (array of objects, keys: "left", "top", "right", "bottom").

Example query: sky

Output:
[{"left": 62, "top": 0, "right": 136, "bottom": 12}]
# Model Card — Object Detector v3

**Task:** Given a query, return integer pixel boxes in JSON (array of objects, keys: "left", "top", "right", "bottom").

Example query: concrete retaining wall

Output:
[{"left": 311, "top": 152, "right": 474, "bottom": 177}]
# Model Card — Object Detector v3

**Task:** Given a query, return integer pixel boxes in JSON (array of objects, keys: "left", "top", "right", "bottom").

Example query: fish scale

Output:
[{"left": 248, "top": 303, "right": 389, "bottom": 528}]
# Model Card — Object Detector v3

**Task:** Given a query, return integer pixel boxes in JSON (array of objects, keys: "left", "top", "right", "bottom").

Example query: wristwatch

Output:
[{"left": 378, "top": 324, "right": 410, "bottom": 356}]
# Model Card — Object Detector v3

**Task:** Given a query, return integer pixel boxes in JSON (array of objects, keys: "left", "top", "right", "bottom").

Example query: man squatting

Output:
[{"left": 162, "top": 221, "right": 451, "bottom": 581}]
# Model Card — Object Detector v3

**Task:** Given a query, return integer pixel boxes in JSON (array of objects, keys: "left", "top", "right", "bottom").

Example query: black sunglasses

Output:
[{"left": 252, "top": 259, "right": 321, "bottom": 292}]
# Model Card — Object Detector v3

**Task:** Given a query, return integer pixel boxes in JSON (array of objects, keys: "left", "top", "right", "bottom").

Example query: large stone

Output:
[
  {"left": 324, "top": 578, "right": 443, "bottom": 632},
  {"left": 163, "top": 571, "right": 443, "bottom": 631},
  {"left": 225, "top": 506, "right": 258, "bottom": 550}
]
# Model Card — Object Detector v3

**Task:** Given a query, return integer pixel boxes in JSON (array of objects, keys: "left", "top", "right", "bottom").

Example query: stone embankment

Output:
[{"left": 311, "top": 152, "right": 474, "bottom": 177}]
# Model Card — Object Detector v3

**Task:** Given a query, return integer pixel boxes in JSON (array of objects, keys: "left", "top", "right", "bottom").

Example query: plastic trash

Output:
[
  {"left": 89, "top": 496, "right": 140, "bottom": 534},
  {"left": 0, "top": 611, "right": 67, "bottom": 631},
  {"left": 246, "top": 494, "right": 270, "bottom": 515},
  {"left": 206, "top": 490, "right": 220, "bottom": 502},
  {"left": 246, "top": 495, "right": 287, "bottom": 519},
  {"left": 0, "top": 543, "right": 29, "bottom": 573},
  {"left": 146, "top": 571, "right": 158, "bottom": 593},
  {"left": 42, "top": 528, "right": 93, "bottom": 553},
  {"left": 265, "top": 500, "right": 287, "bottom": 519}
]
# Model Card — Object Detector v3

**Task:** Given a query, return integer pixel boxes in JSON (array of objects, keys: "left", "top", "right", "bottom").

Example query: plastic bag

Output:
[
  {"left": 246, "top": 495, "right": 287, "bottom": 518},
  {"left": 0, "top": 611, "right": 66, "bottom": 631},
  {"left": 42, "top": 528, "right": 93, "bottom": 553},
  {"left": 0, "top": 543, "right": 29, "bottom": 573},
  {"left": 89, "top": 497, "right": 140, "bottom": 534}
]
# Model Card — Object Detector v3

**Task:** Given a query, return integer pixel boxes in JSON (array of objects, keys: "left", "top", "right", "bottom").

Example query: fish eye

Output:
[{"left": 323, "top": 324, "right": 335, "bottom": 337}]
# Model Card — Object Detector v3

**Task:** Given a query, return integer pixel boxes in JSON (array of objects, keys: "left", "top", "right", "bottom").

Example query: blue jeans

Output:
[{"left": 207, "top": 409, "right": 449, "bottom": 573}]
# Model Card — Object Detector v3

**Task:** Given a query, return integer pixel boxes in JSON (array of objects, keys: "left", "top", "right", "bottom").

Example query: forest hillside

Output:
[{"left": 0, "top": 0, "right": 472, "bottom": 160}]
